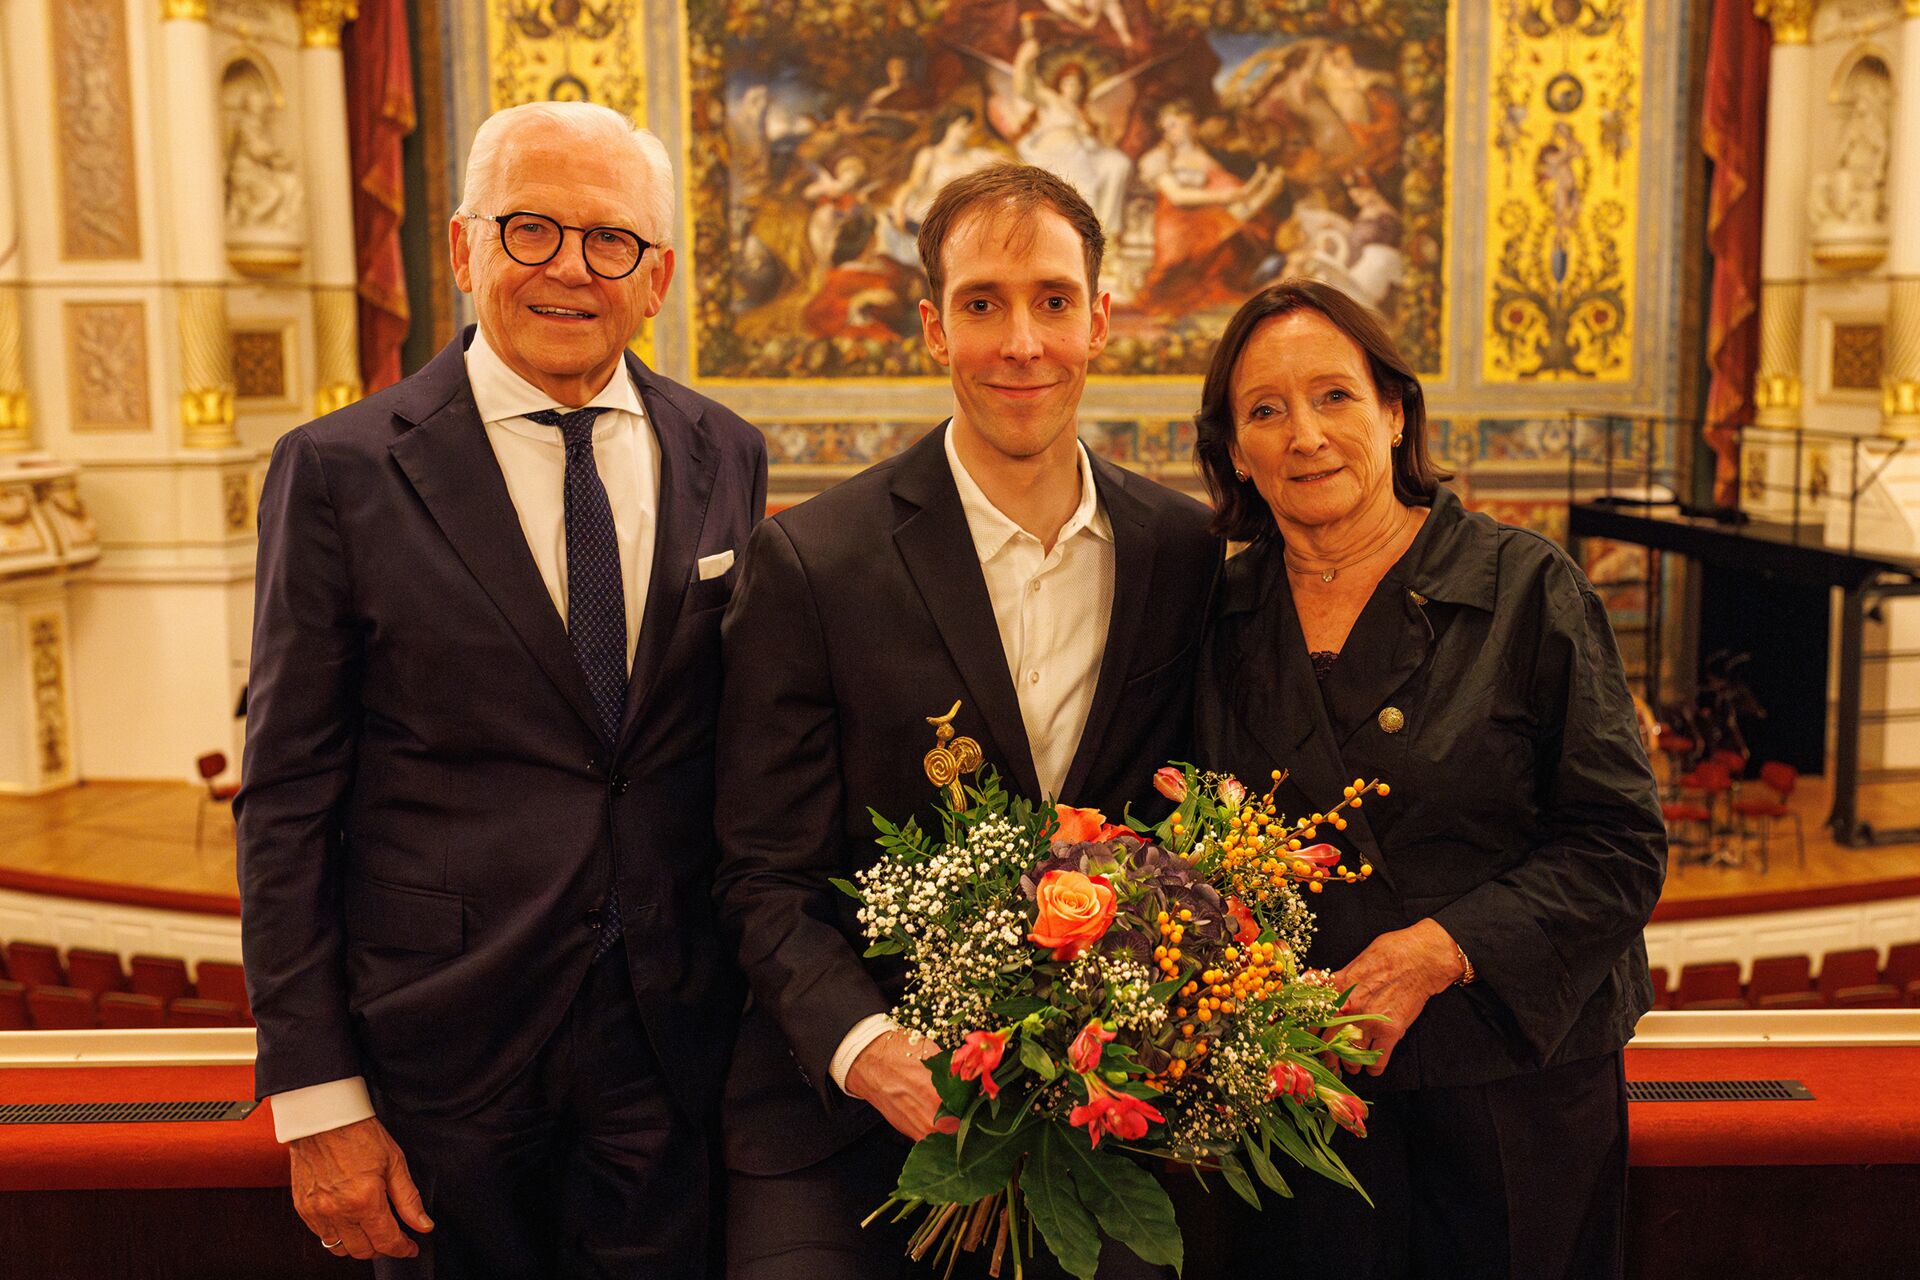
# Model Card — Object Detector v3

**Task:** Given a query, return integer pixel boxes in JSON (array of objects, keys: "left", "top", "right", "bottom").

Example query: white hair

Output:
[{"left": 459, "top": 101, "right": 675, "bottom": 247}]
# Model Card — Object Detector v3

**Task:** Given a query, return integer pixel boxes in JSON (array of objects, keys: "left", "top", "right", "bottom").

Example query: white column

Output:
[
  {"left": 1881, "top": 2, "right": 1920, "bottom": 438},
  {"left": 0, "top": 0, "right": 29, "bottom": 453},
  {"left": 1753, "top": 1, "right": 1814, "bottom": 430},
  {"left": 160, "top": 0, "right": 237, "bottom": 449},
  {"left": 300, "top": 0, "right": 361, "bottom": 416}
]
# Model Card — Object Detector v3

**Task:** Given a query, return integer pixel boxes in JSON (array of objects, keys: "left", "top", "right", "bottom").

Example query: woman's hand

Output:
[{"left": 1329, "top": 918, "right": 1466, "bottom": 1076}]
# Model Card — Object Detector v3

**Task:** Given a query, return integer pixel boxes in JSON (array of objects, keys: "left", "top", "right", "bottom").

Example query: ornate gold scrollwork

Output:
[
  {"left": 1754, "top": 0, "right": 1813, "bottom": 45},
  {"left": 299, "top": 0, "right": 359, "bottom": 48},
  {"left": 923, "top": 701, "right": 984, "bottom": 811}
]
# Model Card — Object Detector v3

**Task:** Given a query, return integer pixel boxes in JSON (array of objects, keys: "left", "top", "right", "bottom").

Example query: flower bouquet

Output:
[{"left": 836, "top": 709, "right": 1390, "bottom": 1278}]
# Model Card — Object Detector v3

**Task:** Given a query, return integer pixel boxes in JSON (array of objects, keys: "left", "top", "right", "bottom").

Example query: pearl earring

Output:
[
  {"left": 1234, "top": 470, "right": 1248, "bottom": 481},
  {"left": 1392, "top": 435, "right": 1403, "bottom": 446}
]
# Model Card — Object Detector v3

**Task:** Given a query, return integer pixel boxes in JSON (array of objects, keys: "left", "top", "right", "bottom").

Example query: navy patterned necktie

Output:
[{"left": 527, "top": 405, "right": 626, "bottom": 958}]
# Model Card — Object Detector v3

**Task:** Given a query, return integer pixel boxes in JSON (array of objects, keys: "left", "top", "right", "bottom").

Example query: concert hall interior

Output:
[{"left": 0, "top": 0, "right": 1918, "bottom": 1276}]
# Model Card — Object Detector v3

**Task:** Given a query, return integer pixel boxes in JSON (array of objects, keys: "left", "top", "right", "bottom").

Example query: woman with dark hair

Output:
[{"left": 1191, "top": 279, "right": 1664, "bottom": 1278}]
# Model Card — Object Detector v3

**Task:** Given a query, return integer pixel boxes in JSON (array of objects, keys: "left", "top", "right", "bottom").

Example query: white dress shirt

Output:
[
  {"left": 269, "top": 330, "right": 663, "bottom": 1143},
  {"left": 831, "top": 425, "right": 1115, "bottom": 1093}
]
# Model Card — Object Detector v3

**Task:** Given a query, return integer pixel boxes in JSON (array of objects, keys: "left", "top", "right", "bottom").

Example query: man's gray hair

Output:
[{"left": 459, "top": 101, "right": 675, "bottom": 247}]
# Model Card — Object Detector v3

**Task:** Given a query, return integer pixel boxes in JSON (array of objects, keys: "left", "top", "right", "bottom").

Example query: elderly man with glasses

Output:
[{"left": 237, "top": 100, "right": 766, "bottom": 1278}]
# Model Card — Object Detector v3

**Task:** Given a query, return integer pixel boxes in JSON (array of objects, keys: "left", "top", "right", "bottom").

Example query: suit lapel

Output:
[
  {"left": 889, "top": 426, "right": 1042, "bottom": 799},
  {"left": 387, "top": 340, "right": 604, "bottom": 745},
  {"left": 619, "top": 356, "right": 716, "bottom": 745},
  {"left": 1059, "top": 458, "right": 1150, "bottom": 802}
]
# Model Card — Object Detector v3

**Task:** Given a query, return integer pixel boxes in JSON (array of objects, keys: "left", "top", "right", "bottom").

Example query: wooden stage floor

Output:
[{"left": 0, "top": 775, "right": 1916, "bottom": 910}]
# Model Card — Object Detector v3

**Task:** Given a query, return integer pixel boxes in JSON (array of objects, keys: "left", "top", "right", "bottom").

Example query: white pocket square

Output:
[{"left": 696, "top": 549, "right": 735, "bottom": 581}]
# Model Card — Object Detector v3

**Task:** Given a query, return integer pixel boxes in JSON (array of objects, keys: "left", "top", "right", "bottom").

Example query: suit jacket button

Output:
[
  {"left": 583, "top": 907, "right": 605, "bottom": 929},
  {"left": 1378, "top": 707, "right": 1406, "bottom": 734}
]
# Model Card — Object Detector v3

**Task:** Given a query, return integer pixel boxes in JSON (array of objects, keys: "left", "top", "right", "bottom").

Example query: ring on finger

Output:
[{"left": 321, "top": 1238, "right": 344, "bottom": 1249}]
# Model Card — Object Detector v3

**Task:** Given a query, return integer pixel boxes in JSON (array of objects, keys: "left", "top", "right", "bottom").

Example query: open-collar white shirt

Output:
[{"left": 828, "top": 423, "right": 1116, "bottom": 1095}]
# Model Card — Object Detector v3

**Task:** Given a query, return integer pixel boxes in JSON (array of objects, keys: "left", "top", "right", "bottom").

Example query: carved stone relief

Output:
[
  {"left": 212, "top": 0, "right": 303, "bottom": 48},
  {"left": 222, "top": 471, "right": 253, "bottom": 532},
  {"left": 52, "top": 0, "right": 143, "bottom": 260},
  {"left": 1810, "top": 53, "right": 1893, "bottom": 271},
  {"left": 64, "top": 303, "right": 151, "bottom": 431},
  {"left": 222, "top": 58, "right": 305, "bottom": 275},
  {"left": 29, "top": 614, "right": 69, "bottom": 779},
  {"left": 232, "top": 327, "right": 289, "bottom": 399}
]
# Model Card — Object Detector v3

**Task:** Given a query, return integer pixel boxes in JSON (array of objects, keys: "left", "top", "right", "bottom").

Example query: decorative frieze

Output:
[
  {"left": 63, "top": 303, "right": 151, "bottom": 431},
  {"left": 53, "top": 0, "right": 142, "bottom": 260}
]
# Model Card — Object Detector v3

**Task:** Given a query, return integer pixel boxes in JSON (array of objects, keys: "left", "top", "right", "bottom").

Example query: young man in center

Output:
[{"left": 714, "top": 165, "right": 1222, "bottom": 1277}]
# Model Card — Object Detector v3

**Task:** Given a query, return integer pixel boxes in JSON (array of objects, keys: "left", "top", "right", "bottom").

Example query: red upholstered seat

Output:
[
  {"left": 1649, "top": 966, "right": 1674, "bottom": 1011},
  {"left": 5, "top": 942, "right": 64, "bottom": 989},
  {"left": 1883, "top": 942, "right": 1920, "bottom": 992},
  {"left": 1756, "top": 991, "right": 1825, "bottom": 1010},
  {"left": 166, "top": 998, "right": 241, "bottom": 1027},
  {"left": 97, "top": 992, "right": 165, "bottom": 1028},
  {"left": 1906, "top": 980, "right": 1920, "bottom": 1008},
  {"left": 1662, "top": 802, "right": 1711, "bottom": 823},
  {"left": 26, "top": 985, "right": 96, "bottom": 1030},
  {"left": 63, "top": 948, "right": 128, "bottom": 998},
  {"left": 129, "top": 955, "right": 191, "bottom": 1004},
  {"left": 1833, "top": 984, "right": 1902, "bottom": 1009},
  {"left": 1746, "top": 954, "right": 1813, "bottom": 1006},
  {"left": 193, "top": 961, "right": 251, "bottom": 1022},
  {"left": 1678, "top": 961, "right": 1743, "bottom": 1007},
  {"left": 1678, "top": 996, "right": 1748, "bottom": 1011},
  {"left": 1818, "top": 948, "right": 1882, "bottom": 1002},
  {"left": 0, "top": 979, "right": 27, "bottom": 1030}
]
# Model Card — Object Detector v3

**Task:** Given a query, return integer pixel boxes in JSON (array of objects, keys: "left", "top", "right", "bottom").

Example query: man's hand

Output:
[
  {"left": 843, "top": 1028, "right": 961, "bottom": 1141},
  {"left": 1329, "top": 918, "right": 1466, "bottom": 1077},
  {"left": 290, "top": 1116, "right": 434, "bottom": 1260}
]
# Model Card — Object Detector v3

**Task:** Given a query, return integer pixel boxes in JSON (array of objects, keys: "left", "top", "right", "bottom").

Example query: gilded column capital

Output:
[
  {"left": 1755, "top": 0, "right": 1813, "bottom": 44},
  {"left": 0, "top": 285, "right": 28, "bottom": 453},
  {"left": 177, "top": 285, "right": 237, "bottom": 449},
  {"left": 160, "top": 0, "right": 210, "bottom": 22},
  {"left": 1906, "top": 0, "right": 1920, "bottom": 21},
  {"left": 299, "top": 0, "right": 358, "bottom": 48}
]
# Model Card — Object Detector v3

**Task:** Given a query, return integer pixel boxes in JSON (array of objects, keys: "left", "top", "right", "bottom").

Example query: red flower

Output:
[
  {"left": 1292, "top": 843, "right": 1341, "bottom": 867},
  {"left": 951, "top": 1029, "right": 1010, "bottom": 1099},
  {"left": 1068, "top": 1077, "right": 1165, "bottom": 1148},
  {"left": 1317, "top": 1084, "right": 1368, "bottom": 1137},
  {"left": 1051, "top": 805, "right": 1108, "bottom": 844},
  {"left": 1225, "top": 896, "right": 1259, "bottom": 946},
  {"left": 1153, "top": 767, "right": 1187, "bottom": 802},
  {"left": 1029, "top": 870, "right": 1118, "bottom": 960},
  {"left": 1068, "top": 1019, "right": 1116, "bottom": 1074},
  {"left": 1216, "top": 776, "right": 1247, "bottom": 808},
  {"left": 1268, "top": 1059, "right": 1314, "bottom": 1101}
]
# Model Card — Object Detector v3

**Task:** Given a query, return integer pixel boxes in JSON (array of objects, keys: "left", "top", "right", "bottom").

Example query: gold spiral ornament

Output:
[{"left": 923, "top": 701, "right": 983, "bottom": 810}]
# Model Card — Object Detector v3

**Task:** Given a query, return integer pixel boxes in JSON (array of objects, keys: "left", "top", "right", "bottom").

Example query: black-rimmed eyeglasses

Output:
[{"left": 466, "top": 210, "right": 653, "bottom": 279}]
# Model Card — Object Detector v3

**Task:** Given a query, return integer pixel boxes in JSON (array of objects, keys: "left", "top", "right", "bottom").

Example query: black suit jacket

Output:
[
  {"left": 713, "top": 423, "right": 1221, "bottom": 1175},
  {"left": 237, "top": 329, "right": 767, "bottom": 1122},
  {"left": 1193, "top": 486, "right": 1665, "bottom": 1091}
]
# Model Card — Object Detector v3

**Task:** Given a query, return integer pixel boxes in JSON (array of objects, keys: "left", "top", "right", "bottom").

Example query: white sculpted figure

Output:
[
  {"left": 1811, "top": 61, "right": 1892, "bottom": 232},
  {"left": 224, "top": 84, "right": 301, "bottom": 234}
]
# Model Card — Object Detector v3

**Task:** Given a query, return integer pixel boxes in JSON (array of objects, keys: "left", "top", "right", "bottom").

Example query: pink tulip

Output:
[
  {"left": 1153, "top": 767, "right": 1187, "bottom": 802},
  {"left": 951, "top": 1029, "right": 1010, "bottom": 1099},
  {"left": 1217, "top": 777, "right": 1247, "bottom": 807},
  {"left": 1068, "top": 1019, "right": 1117, "bottom": 1074},
  {"left": 1317, "top": 1084, "right": 1369, "bottom": 1137},
  {"left": 1293, "top": 843, "right": 1342, "bottom": 867},
  {"left": 1268, "top": 1059, "right": 1315, "bottom": 1101}
]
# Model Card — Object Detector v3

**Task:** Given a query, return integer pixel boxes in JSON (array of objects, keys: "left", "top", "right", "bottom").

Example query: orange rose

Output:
[
  {"left": 1051, "top": 805, "right": 1108, "bottom": 844},
  {"left": 1029, "top": 870, "right": 1117, "bottom": 960}
]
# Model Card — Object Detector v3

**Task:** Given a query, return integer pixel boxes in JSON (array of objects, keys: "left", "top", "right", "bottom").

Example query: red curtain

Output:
[
  {"left": 343, "top": 0, "right": 416, "bottom": 394},
  {"left": 1701, "top": 0, "right": 1770, "bottom": 508}
]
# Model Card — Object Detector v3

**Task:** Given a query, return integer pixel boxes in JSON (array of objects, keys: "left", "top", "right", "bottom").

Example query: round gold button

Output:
[{"left": 1378, "top": 707, "right": 1405, "bottom": 734}]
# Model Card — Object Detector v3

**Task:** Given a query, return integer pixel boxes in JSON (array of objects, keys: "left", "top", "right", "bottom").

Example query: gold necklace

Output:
[{"left": 1284, "top": 510, "right": 1413, "bottom": 584}]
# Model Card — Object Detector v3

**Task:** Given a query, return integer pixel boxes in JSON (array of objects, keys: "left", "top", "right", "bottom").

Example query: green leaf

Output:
[
  {"left": 1242, "top": 1133, "right": 1292, "bottom": 1199},
  {"left": 861, "top": 940, "right": 904, "bottom": 958},
  {"left": 1216, "top": 1153, "right": 1262, "bottom": 1210},
  {"left": 828, "top": 876, "right": 863, "bottom": 901},
  {"left": 925, "top": 1052, "right": 973, "bottom": 1116},
  {"left": 1019, "top": 1036, "right": 1060, "bottom": 1082},
  {"left": 1054, "top": 1127, "right": 1183, "bottom": 1272},
  {"left": 1026, "top": 1127, "right": 1104, "bottom": 1280},
  {"left": 894, "top": 1118, "right": 1031, "bottom": 1205},
  {"left": 991, "top": 996, "right": 1049, "bottom": 1020}
]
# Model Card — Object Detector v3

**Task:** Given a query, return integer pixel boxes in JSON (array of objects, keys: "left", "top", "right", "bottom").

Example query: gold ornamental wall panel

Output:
[
  {"left": 50, "top": 0, "right": 143, "bottom": 260},
  {"left": 1483, "top": 0, "right": 1641, "bottom": 382},
  {"left": 64, "top": 303, "right": 151, "bottom": 431}
]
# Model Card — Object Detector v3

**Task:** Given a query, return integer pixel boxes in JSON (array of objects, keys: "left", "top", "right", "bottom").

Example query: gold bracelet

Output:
[{"left": 1454, "top": 942, "right": 1476, "bottom": 986}]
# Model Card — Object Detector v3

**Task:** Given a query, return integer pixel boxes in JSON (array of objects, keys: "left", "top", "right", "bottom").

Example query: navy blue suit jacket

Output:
[{"left": 237, "top": 328, "right": 766, "bottom": 1120}]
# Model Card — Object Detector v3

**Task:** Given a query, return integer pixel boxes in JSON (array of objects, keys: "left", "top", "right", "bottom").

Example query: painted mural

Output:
[
  {"left": 684, "top": 0, "right": 1450, "bottom": 380},
  {"left": 1484, "top": 0, "right": 1640, "bottom": 382}
]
